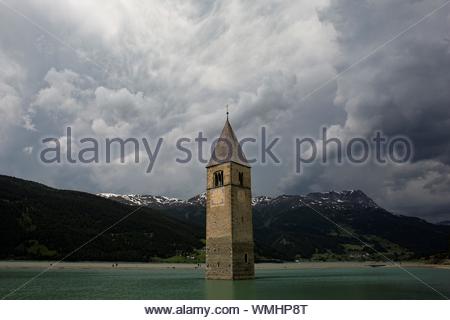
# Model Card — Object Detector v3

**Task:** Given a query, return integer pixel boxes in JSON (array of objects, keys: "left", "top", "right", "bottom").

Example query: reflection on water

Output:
[
  {"left": 0, "top": 267, "right": 449, "bottom": 299},
  {"left": 205, "top": 279, "right": 256, "bottom": 299}
]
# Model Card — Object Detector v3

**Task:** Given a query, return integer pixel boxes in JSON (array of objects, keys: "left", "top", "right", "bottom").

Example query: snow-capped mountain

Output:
[
  {"left": 1, "top": 174, "right": 448, "bottom": 262},
  {"left": 98, "top": 189, "right": 379, "bottom": 211},
  {"left": 97, "top": 192, "right": 206, "bottom": 208},
  {"left": 95, "top": 188, "right": 449, "bottom": 260},
  {"left": 252, "top": 190, "right": 379, "bottom": 211}
]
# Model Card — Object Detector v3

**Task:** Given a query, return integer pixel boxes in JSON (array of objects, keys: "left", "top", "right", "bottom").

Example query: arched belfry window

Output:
[
  {"left": 238, "top": 172, "right": 244, "bottom": 186},
  {"left": 213, "top": 170, "right": 223, "bottom": 187}
]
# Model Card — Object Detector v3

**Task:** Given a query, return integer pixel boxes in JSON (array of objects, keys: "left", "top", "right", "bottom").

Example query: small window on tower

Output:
[
  {"left": 244, "top": 253, "right": 248, "bottom": 263},
  {"left": 238, "top": 172, "right": 244, "bottom": 186},
  {"left": 213, "top": 171, "right": 224, "bottom": 187}
]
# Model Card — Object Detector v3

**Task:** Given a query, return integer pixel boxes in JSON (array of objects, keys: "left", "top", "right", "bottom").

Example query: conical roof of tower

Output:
[{"left": 207, "top": 118, "right": 250, "bottom": 167}]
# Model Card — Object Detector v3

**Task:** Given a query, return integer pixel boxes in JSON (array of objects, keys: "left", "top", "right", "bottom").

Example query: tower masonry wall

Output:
[{"left": 206, "top": 161, "right": 254, "bottom": 280}]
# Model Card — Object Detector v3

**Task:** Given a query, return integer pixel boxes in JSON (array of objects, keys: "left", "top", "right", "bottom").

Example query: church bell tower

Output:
[{"left": 205, "top": 113, "right": 254, "bottom": 280}]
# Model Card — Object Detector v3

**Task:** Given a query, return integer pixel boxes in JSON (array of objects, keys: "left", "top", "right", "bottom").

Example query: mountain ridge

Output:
[
  {"left": 1, "top": 174, "right": 448, "bottom": 262},
  {"left": 98, "top": 188, "right": 449, "bottom": 260},
  {"left": 0, "top": 175, "right": 203, "bottom": 262},
  {"left": 97, "top": 189, "right": 380, "bottom": 213}
]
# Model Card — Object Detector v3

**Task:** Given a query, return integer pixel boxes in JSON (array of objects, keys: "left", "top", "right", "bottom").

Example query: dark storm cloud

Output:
[
  {"left": 0, "top": 0, "right": 449, "bottom": 222},
  {"left": 282, "top": 0, "right": 450, "bottom": 221},
  {"left": 320, "top": 0, "right": 450, "bottom": 164}
]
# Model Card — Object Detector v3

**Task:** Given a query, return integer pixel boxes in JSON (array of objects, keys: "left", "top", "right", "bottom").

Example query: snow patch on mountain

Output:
[{"left": 98, "top": 189, "right": 379, "bottom": 210}]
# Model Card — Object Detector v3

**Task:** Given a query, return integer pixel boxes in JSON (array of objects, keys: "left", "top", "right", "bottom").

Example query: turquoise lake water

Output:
[{"left": 1, "top": 267, "right": 449, "bottom": 299}]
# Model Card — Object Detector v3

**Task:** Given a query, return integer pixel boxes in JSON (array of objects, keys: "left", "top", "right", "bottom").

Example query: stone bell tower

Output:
[{"left": 205, "top": 113, "right": 254, "bottom": 280}]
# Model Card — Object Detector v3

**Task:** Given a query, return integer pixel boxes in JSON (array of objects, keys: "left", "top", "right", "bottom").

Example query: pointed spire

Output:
[{"left": 207, "top": 116, "right": 249, "bottom": 168}]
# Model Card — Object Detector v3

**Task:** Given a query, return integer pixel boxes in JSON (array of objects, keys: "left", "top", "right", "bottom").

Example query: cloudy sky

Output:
[{"left": 1, "top": 0, "right": 449, "bottom": 222}]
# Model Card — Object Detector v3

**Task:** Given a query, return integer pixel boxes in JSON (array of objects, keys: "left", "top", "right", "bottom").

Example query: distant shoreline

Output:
[{"left": 0, "top": 260, "right": 448, "bottom": 270}]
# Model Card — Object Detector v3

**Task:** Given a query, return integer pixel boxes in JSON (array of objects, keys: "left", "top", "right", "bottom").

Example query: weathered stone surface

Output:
[{"left": 206, "top": 120, "right": 254, "bottom": 280}]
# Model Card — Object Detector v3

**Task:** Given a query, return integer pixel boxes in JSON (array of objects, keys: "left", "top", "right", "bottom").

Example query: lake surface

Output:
[{"left": 1, "top": 267, "right": 449, "bottom": 299}]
